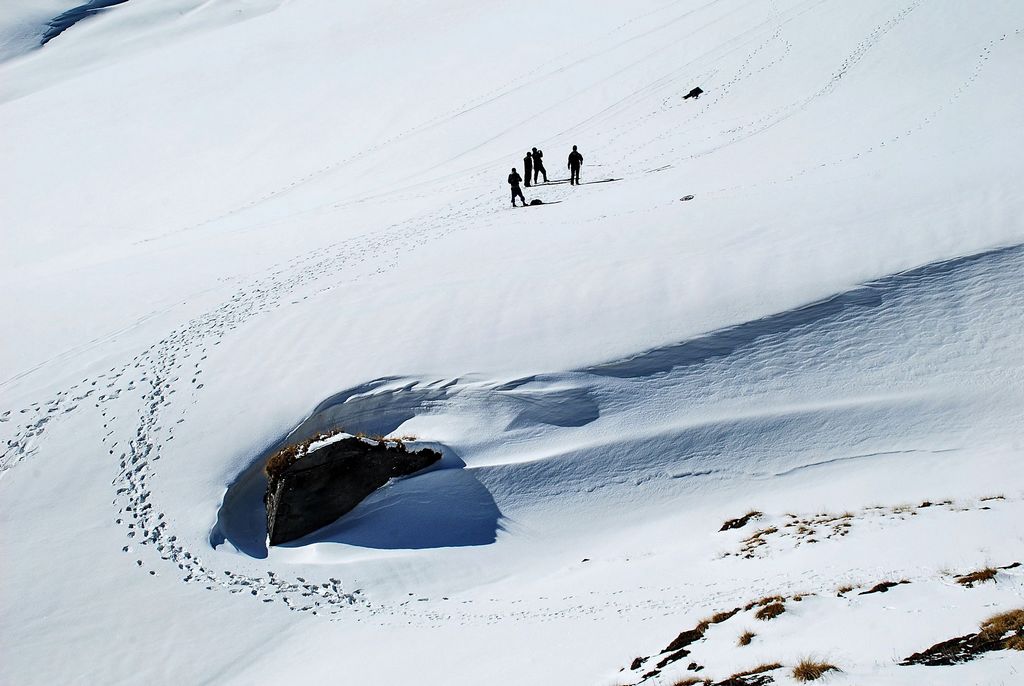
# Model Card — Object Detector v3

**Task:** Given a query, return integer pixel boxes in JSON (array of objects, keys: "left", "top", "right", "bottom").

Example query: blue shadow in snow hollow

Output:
[{"left": 210, "top": 446, "right": 501, "bottom": 558}]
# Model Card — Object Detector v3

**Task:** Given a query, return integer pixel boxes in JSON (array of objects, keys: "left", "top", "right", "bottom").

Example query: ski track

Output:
[{"left": 1, "top": 0, "right": 1022, "bottom": 633}]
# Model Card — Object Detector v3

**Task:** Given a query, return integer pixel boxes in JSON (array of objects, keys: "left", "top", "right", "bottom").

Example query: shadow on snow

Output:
[
  {"left": 41, "top": 0, "right": 129, "bottom": 46},
  {"left": 586, "top": 243, "right": 1024, "bottom": 379},
  {"left": 210, "top": 383, "right": 501, "bottom": 558}
]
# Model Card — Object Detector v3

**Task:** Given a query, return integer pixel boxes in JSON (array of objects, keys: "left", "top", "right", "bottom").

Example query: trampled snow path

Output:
[{"left": 0, "top": 189, "right": 513, "bottom": 613}]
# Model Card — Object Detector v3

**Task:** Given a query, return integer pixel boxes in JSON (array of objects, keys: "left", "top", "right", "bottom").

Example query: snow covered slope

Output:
[{"left": 1, "top": 1, "right": 1022, "bottom": 684}]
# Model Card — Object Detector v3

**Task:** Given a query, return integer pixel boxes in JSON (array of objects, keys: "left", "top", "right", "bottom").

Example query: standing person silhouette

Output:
[
  {"left": 508, "top": 168, "right": 526, "bottom": 207},
  {"left": 531, "top": 147, "right": 548, "bottom": 184},
  {"left": 567, "top": 145, "right": 583, "bottom": 185},
  {"left": 523, "top": 151, "right": 533, "bottom": 188}
]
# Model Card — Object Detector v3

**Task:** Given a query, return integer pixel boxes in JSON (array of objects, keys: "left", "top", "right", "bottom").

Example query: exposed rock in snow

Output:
[
  {"left": 902, "top": 608, "right": 1024, "bottom": 666},
  {"left": 264, "top": 436, "right": 441, "bottom": 545}
]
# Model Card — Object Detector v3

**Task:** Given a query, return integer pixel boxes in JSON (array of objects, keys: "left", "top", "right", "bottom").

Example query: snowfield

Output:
[{"left": 1, "top": 1, "right": 1023, "bottom": 685}]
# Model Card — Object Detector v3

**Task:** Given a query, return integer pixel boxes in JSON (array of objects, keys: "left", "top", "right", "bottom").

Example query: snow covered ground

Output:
[{"left": 1, "top": 1, "right": 1022, "bottom": 684}]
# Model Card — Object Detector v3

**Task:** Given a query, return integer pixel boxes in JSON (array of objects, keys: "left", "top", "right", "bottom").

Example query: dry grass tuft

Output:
[
  {"left": 836, "top": 583, "right": 856, "bottom": 595},
  {"left": 737, "top": 630, "right": 756, "bottom": 646},
  {"left": 729, "top": 662, "right": 782, "bottom": 678},
  {"left": 746, "top": 526, "right": 778, "bottom": 540},
  {"left": 710, "top": 609, "right": 738, "bottom": 623},
  {"left": 979, "top": 608, "right": 1024, "bottom": 649},
  {"left": 792, "top": 659, "right": 839, "bottom": 681},
  {"left": 956, "top": 567, "right": 998, "bottom": 588},
  {"left": 744, "top": 594, "right": 785, "bottom": 611},
  {"left": 755, "top": 601, "right": 786, "bottom": 621},
  {"left": 695, "top": 607, "right": 741, "bottom": 633}
]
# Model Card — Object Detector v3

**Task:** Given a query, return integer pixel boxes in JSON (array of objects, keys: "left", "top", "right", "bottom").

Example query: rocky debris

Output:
[
  {"left": 265, "top": 435, "right": 441, "bottom": 545},
  {"left": 626, "top": 607, "right": 745, "bottom": 681},
  {"left": 902, "top": 632, "right": 998, "bottom": 666},
  {"left": 717, "top": 674, "right": 774, "bottom": 686}
]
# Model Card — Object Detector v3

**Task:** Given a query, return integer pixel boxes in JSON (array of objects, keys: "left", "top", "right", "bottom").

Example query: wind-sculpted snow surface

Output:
[
  {"left": 1, "top": 1, "right": 1023, "bottom": 684},
  {"left": 41, "top": 0, "right": 130, "bottom": 46}
]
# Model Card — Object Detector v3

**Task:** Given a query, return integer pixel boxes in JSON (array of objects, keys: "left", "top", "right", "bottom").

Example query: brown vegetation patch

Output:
[
  {"left": 755, "top": 602, "right": 786, "bottom": 621},
  {"left": 727, "top": 498, "right": 1015, "bottom": 560},
  {"left": 730, "top": 663, "right": 782, "bottom": 678},
  {"left": 979, "top": 608, "right": 1024, "bottom": 647},
  {"left": 737, "top": 630, "right": 756, "bottom": 646},
  {"left": 955, "top": 567, "right": 998, "bottom": 588},
  {"left": 697, "top": 607, "right": 742, "bottom": 632},
  {"left": 744, "top": 595, "right": 785, "bottom": 611},
  {"left": 792, "top": 659, "right": 838, "bottom": 681}
]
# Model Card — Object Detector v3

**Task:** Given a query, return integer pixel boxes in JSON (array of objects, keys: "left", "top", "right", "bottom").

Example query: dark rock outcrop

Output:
[
  {"left": 717, "top": 675, "right": 774, "bottom": 686},
  {"left": 719, "top": 511, "right": 762, "bottom": 531},
  {"left": 902, "top": 632, "right": 999, "bottom": 666},
  {"left": 859, "top": 579, "right": 909, "bottom": 595},
  {"left": 901, "top": 608, "right": 1024, "bottom": 666},
  {"left": 264, "top": 436, "right": 441, "bottom": 546}
]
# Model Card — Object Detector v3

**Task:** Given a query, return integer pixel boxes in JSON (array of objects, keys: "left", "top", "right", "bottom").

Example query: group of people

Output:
[{"left": 507, "top": 145, "right": 585, "bottom": 207}]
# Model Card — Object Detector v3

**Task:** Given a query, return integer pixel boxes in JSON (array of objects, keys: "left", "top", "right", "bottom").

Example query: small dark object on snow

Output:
[
  {"left": 265, "top": 436, "right": 441, "bottom": 545},
  {"left": 683, "top": 86, "right": 704, "bottom": 100},
  {"left": 859, "top": 580, "right": 910, "bottom": 595},
  {"left": 681, "top": 194, "right": 695, "bottom": 202},
  {"left": 529, "top": 198, "right": 544, "bottom": 206}
]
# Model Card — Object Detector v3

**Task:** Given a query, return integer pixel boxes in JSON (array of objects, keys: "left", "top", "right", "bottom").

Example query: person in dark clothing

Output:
[
  {"left": 567, "top": 145, "right": 583, "bottom": 185},
  {"left": 523, "top": 152, "right": 533, "bottom": 187},
  {"left": 531, "top": 147, "right": 548, "bottom": 184},
  {"left": 508, "top": 168, "right": 526, "bottom": 207},
  {"left": 683, "top": 86, "right": 703, "bottom": 100}
]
